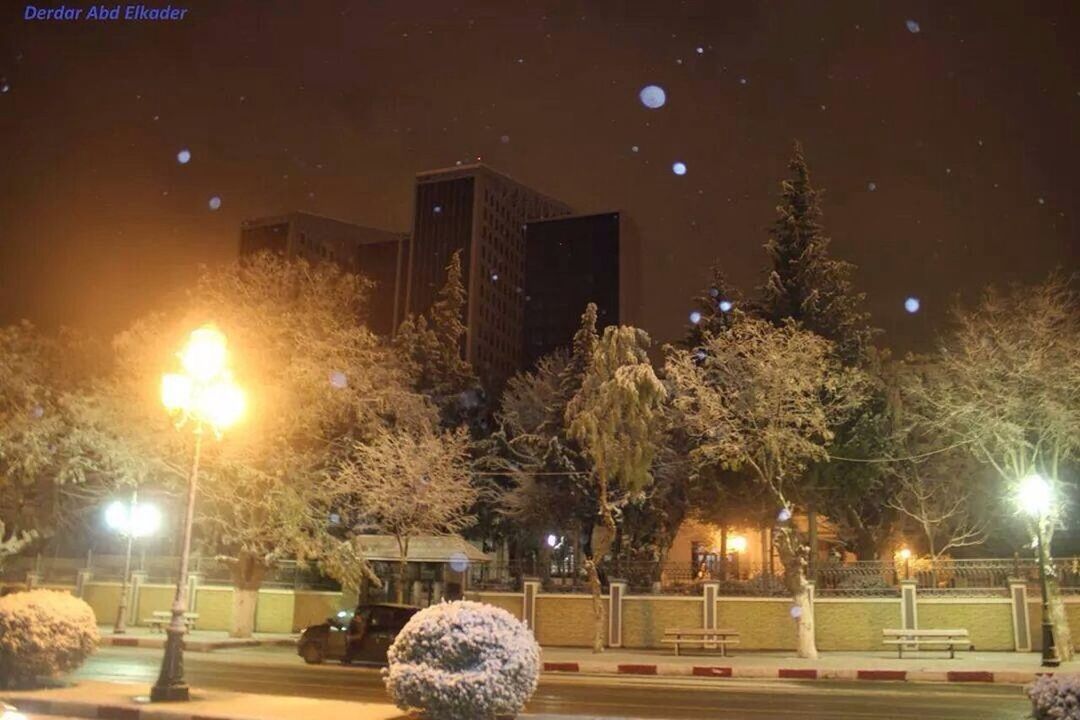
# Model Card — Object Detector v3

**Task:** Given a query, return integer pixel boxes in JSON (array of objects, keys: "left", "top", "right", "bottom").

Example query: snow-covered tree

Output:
[
  {"left": 76, "top": 253, "right": 428, "bottom": 636},
  {"left": 333, "top": 426, "right": 478, "bottom": 603},
  {"left": 666, "top": 315, "right": 866, "bottom": 658},
  {"left": 0, "top": 323, "right": 101, "bottom": 565},
  {"left": 759, "top": 141, "right": 877, "bottom": 366},
  {"left": 394, "top": 250, "right": 487, "bottom": 432},
  {"left": 567, "top": 323, "right": 667, "bottom": 653},
  {"left": 682, "top": 264, "right": 744, "bottom": 351},
  {"left": 907, "top": 274, "right": 1080, "bottom": 658}
]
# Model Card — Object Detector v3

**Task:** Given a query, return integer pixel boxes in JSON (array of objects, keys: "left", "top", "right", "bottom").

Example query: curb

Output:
[
  {"left": 4, "top": 696, "right": 238, "bottom": 720},
  {"left": 540, "top": 661, "right": 1067, "bottom": 685},
  {"left": 100, "top": 636, "right": 297, "bottom": 653}
]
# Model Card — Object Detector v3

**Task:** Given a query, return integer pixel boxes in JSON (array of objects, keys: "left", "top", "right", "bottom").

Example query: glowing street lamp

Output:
[
  {"left": 152, "top": 325, "right": 245, "bottom": 703},
  {"left": 897, "top": 547, "right": 912, "bottom": 580},
  {"left": 1017, "top": 472, "right": 1060, "bottom": 668},
  {"left": 105, "top": 492, "right": 161, "bottom": 634}
]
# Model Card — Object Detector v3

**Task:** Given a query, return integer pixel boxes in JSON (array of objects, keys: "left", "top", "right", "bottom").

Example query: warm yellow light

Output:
[
  {"left": 898, "top": 547, "right": 912, "bottom": 561},
  {"left": 1018, "top": 473, "right": 1052, "bottom": 517},
  {"left": 180, "top": 325, "right": 228, "bottom": 382},
  {"left": 161, "top": 373, "right": 193, "bottom": 412},
  {"left": 728, "top": 535, "right": 748, "bottom": 554},
  {"left": 196, "top": 378, "right": 246, "bottom": 431}
]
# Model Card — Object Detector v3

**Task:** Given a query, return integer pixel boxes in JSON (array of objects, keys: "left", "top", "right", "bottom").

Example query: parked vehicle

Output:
[{"left": 297, "top": 602, "right": 419, "bottom": 665}]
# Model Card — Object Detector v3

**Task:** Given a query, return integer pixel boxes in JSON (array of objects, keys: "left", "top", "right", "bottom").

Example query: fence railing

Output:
[
  {"left": 7, "top": 553, "right": 1080, "bottom": 598},
  {"left": 0, "top": 553, "right": 340, "bottom": 591},
  {"left": 469, "top": 557, "right": 1080, "bottom": 598}
]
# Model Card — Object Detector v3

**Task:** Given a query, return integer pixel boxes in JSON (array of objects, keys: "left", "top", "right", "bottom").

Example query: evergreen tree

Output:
[
  {"left": 393, "top": 251, "right": 486, "bottom": 431},
  {"left": 760, "top": 141, "right": 877, "bottom": 366},
  {"left": 682, "top": 265, "right": 743, "bottom": 351}
]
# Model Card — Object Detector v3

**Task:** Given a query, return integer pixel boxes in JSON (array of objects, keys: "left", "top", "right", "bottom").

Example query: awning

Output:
[{"left": 353, "top": 535, "right": 492, "bottom": 564}]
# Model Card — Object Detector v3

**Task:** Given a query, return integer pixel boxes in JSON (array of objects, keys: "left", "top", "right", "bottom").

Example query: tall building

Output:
[
  {"left": 402, "top": 164, "right": 572, "bottom": 390},
  {"left": 239, "top": 211, "right": 406, "bottom": 335},
  {"left": 522, "top": 211, "right": 643, "bottom": 367}
]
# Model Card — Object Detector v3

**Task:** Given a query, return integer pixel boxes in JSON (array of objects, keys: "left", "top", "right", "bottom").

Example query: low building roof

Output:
[{"left": 353, "top": 535, "right": 492, "bottom": 564}]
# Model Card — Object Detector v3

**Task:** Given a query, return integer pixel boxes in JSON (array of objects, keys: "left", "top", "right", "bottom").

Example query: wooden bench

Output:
[
  {"left": 882, "top": 628, "right": 972, "bottom": 658},
  {"left": 662, "top": 627, "right": 741, "bottom": 657},
  {"left": 144, "top": 610, "right": 199, "bottom": 633}
]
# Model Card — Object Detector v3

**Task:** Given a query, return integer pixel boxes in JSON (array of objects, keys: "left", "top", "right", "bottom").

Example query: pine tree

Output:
[
  {"left": 760, "top": 141, "right": 877, "bottom": 366},
  {"left": 393, "top": 251, "right": 485, "bottom": 430},
  {"left": 554, "top": 303, "right": 599, "bottom": 421},
  {"left": 682, "top": 265, "right": 743, "bottom": 351}
]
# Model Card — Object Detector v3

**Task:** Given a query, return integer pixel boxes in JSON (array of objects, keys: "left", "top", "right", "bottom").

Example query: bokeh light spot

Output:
[{"left": 639, "top": 84, "right": 667, "bottom": 109}]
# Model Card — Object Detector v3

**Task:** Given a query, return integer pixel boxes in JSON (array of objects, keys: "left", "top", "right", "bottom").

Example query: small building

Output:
[{"left": 353, "top": 534, "right": 492, "bottom": 607}]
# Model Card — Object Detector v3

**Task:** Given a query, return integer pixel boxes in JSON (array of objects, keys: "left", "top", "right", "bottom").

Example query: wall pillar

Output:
[
  {"left": 608, "top": 579, "right": 627, "bottom": 648},
  {"left": 522, "top": 577, "right": 540, "bottom": 632},
  {"left": 129, "top": 570, "right": 147, "bottom": 625},
  {"left": 702, "top": 581, "right": 719, "bottom": 630},
  {"left": 187, "top": 572, "right": 203, "bottom": 614},
  {"left": 25, "top": 572, "right": 41, "bottom": 590},
  {"left": 1009, "top": 578, "right": 1032, "bottom": 652},
  {"left": 75, "top": 570, "right": 92, "bottom": 598},
  {"left": 900, "top": 579, "right": 918, "bottom": 630}
]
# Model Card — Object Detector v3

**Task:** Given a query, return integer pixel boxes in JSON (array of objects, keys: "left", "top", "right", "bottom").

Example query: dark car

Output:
[{"left": 298, "top": 602, "right": 419, "bottom": 665}]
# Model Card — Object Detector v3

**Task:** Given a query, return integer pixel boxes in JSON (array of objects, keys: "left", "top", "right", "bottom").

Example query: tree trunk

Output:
[
  {"left": 587, "top": 509, "right": 616, "bottom": 654},
  {"left": 230, "top": 553, "right": 267, "bottom": 638},
  {"left": 1048, "top": 580, "right": 1075, "bottom": 661},
  {"left": 775, "top": 525, "right": 818, "bottom": 659},
  {"left": 1041, "top": 524, "right": 1074, "bottom": 661}
]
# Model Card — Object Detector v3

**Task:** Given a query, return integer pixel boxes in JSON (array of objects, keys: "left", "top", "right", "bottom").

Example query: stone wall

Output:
[
  {"left": 816, "top": 599, "right": 900, "bottom": 651},
  {"left": 622, "top": 597, "right": 700, "bottom": 648},
  {"left": 469, "top": 592, "right": 523, "bottom": 620},
  {"left": 535, "top": 594, "right": 607, "bottom": 647},
  {"left": 918, "top": 600, "right": 1015, "bottom": 651}
]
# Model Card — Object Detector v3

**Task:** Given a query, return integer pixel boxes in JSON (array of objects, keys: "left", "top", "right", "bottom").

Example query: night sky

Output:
[{"left": 2, "top": 1, "right": 1077, "bottom": 353}]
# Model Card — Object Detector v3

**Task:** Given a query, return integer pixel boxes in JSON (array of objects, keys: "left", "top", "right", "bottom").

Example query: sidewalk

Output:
[
  {"left": 1, "top": 681, "right": 404, "bottom": 720},
  {"left": 97, "top": 626, "right": 298, "bottom": 653},
  {"left": 539, "top": 646, "right": 1080, "bottom": 685}
]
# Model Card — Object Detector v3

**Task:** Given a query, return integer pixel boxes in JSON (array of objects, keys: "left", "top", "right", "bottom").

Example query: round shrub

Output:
[
  {"left": 0, "top": 589, "right": 99, "bottom": 688},
  {"left": 1030, "top": 674, "right": 1080, "bottom": 720},
  {"left": 384, "top": 600, "right": 540, "bottom": 720}
]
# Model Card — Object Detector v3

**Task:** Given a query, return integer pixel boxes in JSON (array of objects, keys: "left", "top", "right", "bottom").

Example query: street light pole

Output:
[
  {"left": 113, "top": 491, "right": 137, "bottom": 634},
  {"left": 1035, "top": 514, "right": 1061, "bottom": 668},
  {"left": 151, "top": 423, "right": 203, "bottom": 702}
]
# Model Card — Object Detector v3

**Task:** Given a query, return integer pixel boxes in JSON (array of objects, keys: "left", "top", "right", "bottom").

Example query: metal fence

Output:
[
  {"left": 0, "top": 553, "right": 340, "bottom": 591},
  {"left": 469, "top": 556, "right": 1080, "bottom": 598}
]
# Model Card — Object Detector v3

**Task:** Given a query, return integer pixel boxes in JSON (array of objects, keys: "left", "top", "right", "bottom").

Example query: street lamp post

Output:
[
  {"left": 151, "top": 325, "right": 245, "bottom": 702},
  {"left": 105, "top": 492, "right": 161, "bottom": 634},
  {"left": 1018, "top": 473, "right": 1060, "bottom": 668}
]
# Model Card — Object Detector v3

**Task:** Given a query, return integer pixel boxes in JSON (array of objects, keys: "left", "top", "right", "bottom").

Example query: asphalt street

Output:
[{"left": 71, "top": 646, "right": 1029, "bottom": 719}]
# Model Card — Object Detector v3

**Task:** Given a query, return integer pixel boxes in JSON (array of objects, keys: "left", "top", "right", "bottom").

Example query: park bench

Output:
[
  {"left": 662, "top": 627, "right": 741, "bottom": 657},
  {"left": 144, "top": 610, "right": 199, "bottom": 633},
  {"left": 882, "top": 628, "right": 972, "bottom": 658}
]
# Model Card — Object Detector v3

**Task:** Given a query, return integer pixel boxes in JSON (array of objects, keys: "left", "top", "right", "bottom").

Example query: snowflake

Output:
[
  {"left": 689, "top": 311, "right": 702, "bottom": 324},
  {"left": 719, "top": 300, "right": 733, "bottom": 313},
  {"left": 906, "top": 19, "right": 921, "bottom": 33},
  {"left": 176, "top": 148, "right": 191, "bottom": 164},
  {"left": 868, "top": 181, "right": 877, "bottom": 191},
  {"left": 208, "top": 196, "right": 222, "bottom": 210},
  {"left": 638, "top": 84, "right": 666, "bottom": 109},
  {"left": 904, "top": 297, "right": 921, "bottom": 314},
  {"left": 329, "top": 371, "right": 347, "bottom": 389},
  {"left": 672, "top": 161, "right": 687, "bottom": 176}
]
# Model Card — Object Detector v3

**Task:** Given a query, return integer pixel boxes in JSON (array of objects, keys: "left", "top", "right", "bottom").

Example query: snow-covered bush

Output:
[
  {"left": 0, "top": 590, "right": 99, "bottom": 688},
  {"left": 1029, "top": 674, "right": 1080, "bottom": 720},
  {"left": 384, "top": 600, "right": 540, "bottom": 720}
]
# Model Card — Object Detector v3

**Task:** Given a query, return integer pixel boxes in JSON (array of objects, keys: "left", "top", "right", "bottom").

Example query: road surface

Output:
[{"left": 71, "top": 646, "right": 1028, "bottom": 719}]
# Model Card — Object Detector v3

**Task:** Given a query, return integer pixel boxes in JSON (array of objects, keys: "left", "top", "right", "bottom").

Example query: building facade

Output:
[
  {"left": 402, "top": 164, "right": 572, "bottom": 389},
  {"left": 522, "top": 211, "right": 643, "bottom": 368},
  {"left": 239, "top": 211, "right": 406, "bottom": 336}
]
